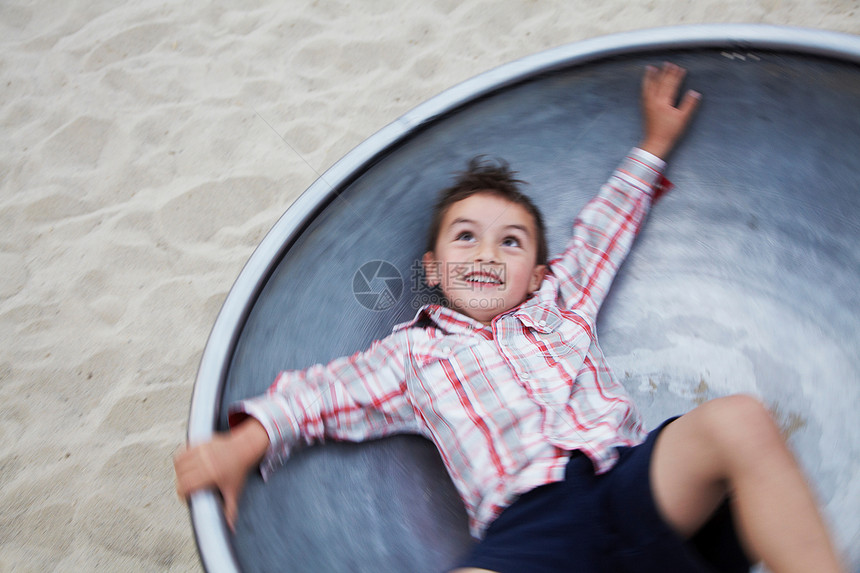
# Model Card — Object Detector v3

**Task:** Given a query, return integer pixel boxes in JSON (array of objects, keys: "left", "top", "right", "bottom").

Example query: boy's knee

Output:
[
  {"left": 697, "top": 394, "right": 782, "bottom": 453},
  {"left": 708, "top": 393, "right": 772, "bottom": 421}
]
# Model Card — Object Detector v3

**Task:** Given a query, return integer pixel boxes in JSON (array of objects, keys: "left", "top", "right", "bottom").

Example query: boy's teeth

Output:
[{"left": 467, "top": 275, "right": 501, "bottom": 284}]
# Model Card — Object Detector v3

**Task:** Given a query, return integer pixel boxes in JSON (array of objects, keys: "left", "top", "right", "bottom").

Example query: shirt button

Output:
[
  {"left": 538, "top": 320, "right": 547, "bottom": 327},
  {"left": 441, "top": 346, "right": 450, "bottom": 353},
  {"left": 520, "top": 372, "right": 530, "bottom": 380}
]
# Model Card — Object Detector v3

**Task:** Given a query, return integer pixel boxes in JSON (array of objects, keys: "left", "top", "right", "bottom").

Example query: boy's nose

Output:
[{"left": 474, "top": 242, "right": 499, "bottom": 263}]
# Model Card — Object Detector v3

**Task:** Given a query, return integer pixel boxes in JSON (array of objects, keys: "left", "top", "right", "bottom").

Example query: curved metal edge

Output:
[
  {"left": 185, "top": 24, "right": 860, "bottom": 572},
  {"left": 189, "top": 491, "right": 240, "bottom": 573}
]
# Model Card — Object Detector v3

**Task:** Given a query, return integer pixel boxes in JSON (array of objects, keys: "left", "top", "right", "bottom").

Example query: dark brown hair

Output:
[{"left": 425, "top": 156, "right": 548, "bottom": 265}]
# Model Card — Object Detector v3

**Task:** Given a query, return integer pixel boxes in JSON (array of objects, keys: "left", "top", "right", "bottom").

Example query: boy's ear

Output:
[
  {"left": 529, "top": 264, "right": 547, "bottom": 292},
  {"left": 422, "top": 251, "right": 440, "bottom": 287}
]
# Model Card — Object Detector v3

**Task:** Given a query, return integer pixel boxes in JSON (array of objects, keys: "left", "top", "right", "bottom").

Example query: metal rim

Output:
[{"left": 186, "top": 24, "right": 860, "bottom": 573}]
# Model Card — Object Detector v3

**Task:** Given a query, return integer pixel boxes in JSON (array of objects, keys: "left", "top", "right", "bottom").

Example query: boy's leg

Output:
[{"left": 650, "top": 394, "right": 845, "bottom": 573}]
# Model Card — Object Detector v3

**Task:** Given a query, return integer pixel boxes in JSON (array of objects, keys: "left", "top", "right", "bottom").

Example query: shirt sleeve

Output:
[
  {"left": 228, "top": 331, "right": 419, "bottom": 480},
  {"left": 550, "top": 148, "right": 667, "bottom": 318}
]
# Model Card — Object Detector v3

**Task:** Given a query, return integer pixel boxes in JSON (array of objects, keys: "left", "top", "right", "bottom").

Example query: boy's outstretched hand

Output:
[
  {"left": 174, "top": 418, "right": 270, "bottom": 531},
  {"left": 639, "top": 62, "right": 701, "bottom": 160}
]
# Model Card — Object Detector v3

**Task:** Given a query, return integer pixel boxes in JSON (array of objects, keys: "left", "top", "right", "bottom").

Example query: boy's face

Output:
[{"left": 423, "top": 192, "right": 546, "bottom": 325}]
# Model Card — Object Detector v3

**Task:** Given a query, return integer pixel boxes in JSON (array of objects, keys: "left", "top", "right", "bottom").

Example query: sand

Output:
[{"left": 1, "top": 1, "right": 857, "bottom": 571}]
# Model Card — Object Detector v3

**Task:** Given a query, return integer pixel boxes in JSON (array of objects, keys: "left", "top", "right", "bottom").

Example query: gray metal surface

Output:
[{"left": 188, "top": 25, "right": 860, "bottom": 572}]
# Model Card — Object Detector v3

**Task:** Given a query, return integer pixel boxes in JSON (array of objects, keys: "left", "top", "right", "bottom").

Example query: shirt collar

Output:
[{"left": 393, "top": 304, "right": 486, "bottom": 335}]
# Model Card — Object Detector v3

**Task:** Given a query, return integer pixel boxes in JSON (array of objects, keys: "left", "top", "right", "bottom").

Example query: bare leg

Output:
[{"left": 650, "top": 394, "right": 845, "bottom": 573}]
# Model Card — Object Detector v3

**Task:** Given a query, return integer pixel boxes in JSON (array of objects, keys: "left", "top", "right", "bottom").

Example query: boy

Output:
[{"left": 175, "top": 64, "right": 845, "bottom": 572}]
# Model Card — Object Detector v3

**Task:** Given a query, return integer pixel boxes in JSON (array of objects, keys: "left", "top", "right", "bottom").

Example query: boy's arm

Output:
[
  {"left": 231, "top": 332, "right": 417, "bottom": 475},
  {"left": 552, "top": 63, "right": 700, "bottom": 317},
  {"left": 174, "top": 331, "right": 416, "bottom": 529}
]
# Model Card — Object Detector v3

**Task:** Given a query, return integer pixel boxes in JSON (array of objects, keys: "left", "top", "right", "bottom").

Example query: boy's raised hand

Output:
[{"left": 639, "top": 62, "right": 701, "bottom": 160}]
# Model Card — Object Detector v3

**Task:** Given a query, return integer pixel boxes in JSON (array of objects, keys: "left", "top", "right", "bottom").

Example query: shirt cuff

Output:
[
  {"left": 630, "top": 147, "right": 667, "bottom": 172},
  {"left": 629, "top": 147, "right": 672, "bottom": 199}
]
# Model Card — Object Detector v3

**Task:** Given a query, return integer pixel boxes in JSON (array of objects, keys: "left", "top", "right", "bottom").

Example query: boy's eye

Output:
[
  {"left": 502, "top": 236, "right": 521, "bottom": 247},
  {"left": 456, "top": 231, "right": 475, "bottom": 242}
]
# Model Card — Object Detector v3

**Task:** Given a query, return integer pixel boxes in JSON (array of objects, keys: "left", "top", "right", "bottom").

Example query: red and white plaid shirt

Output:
[{"left": 232, "top": 148, "right": 667, "bottom": 537}]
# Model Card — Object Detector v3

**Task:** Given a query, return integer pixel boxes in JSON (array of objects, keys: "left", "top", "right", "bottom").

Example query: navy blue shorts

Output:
[{"left": 458, "top": 419, "right": 750, "bottom": 573}]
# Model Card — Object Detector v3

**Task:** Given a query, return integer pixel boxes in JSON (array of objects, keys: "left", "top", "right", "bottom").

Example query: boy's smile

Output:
[
  {"left": 423, "top": 192, "right": 546, "bottom": 324},
  {"left": 460, "top": 268, "right": 504, "bottom": 287}
]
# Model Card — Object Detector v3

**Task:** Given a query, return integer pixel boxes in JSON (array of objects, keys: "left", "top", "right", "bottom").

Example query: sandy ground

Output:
[{"left": 1, "top": 1, "right": 858, "bottom": 571}]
